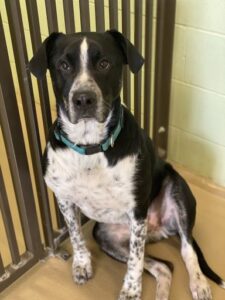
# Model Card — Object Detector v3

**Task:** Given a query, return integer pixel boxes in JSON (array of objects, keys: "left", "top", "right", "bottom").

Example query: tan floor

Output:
[{"left": 1, "top": 178, "right": 225, "bottom": 300}]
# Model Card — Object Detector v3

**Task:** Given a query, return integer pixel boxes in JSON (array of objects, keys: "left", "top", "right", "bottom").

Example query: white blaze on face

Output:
[
  {"left": 68, "top": 38, "right": 89, "bottom": 121},
  {"left": 67, "top": 37, "right": 105, "bottom": 123},
  {"left": 80, "top": 38, "right": 88, "bottom": 72},
  {"left": 77, "top": 37, "right": 89, "bottom": 84},
  {"left": 68, "top": 38, "right": 89, "bottom": 97}
]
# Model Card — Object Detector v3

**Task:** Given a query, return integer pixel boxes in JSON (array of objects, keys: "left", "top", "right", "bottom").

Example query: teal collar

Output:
[{"left": 54, "top": 106, "right": 124, "bottom": 155}]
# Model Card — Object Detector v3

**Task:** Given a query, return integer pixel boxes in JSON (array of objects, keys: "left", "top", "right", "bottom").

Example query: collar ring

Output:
[{"left": 110, "top": 135, "right": 114, "bottom": 147}]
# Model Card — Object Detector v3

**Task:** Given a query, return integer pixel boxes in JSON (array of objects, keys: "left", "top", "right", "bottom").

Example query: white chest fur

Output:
[{"left": 45, "top": 144, "right": 137, "bottom": 224}]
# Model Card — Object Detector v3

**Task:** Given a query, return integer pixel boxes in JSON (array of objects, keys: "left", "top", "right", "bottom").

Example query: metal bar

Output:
[
  {"left": 109, "top": 0, "right": 118, "bottom": 29},
  {"left": 144, "top": 0, "right": 153, "bottom": 134},
  {"left": 53, "top": 197, "right": 65, "bottom": 230},
  {"left": 95, "top": 0, "right": 105, "bottom": 32},
  {"left": 53, "top": 227, "right": 69, "bottom": 249},
  {"left": 53, "top": 215, "right": 88, "bottom": 249},
  {"left": 0, "top": 252, "right": 37, "bottom": 292},
  {"left": 79, "top": 0, "right": 90, "bottom": 32},
  {"left": 122, "top": 0, "right": 131, "bottom": 108},
  {"left": 0, "top": 168, "right": 20, "bottom": 265},
  {"left": 63, "top": 0, "right": 76, "bottom": 33},
  {"left": 0, "top": 252, "right": 5, "bottom": 277},
  {"left": 0, "top": 15, "right": 43, "bottom": 257},
  {"left": 25, "top": 0, "right": 52, "bottom": 140},
  {"left": 45, "top": 0, "right": 66, "bottom": 229},
  {"left": 153, "top": 0, "right": 176, "bottom": 158},
  {"left": 45, "top": 0, "right": 58, "bottom": 33},
  {"left": 5, "top": 0, "right": 55, "bottom": 250},
  {"left": 134, "top": 0, "right": 143, "bottom": 125}
]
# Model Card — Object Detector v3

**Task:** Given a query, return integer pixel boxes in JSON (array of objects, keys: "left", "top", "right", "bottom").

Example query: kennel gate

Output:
[{"left": 0, "top": 0, "right": 175, "bottom": 291}]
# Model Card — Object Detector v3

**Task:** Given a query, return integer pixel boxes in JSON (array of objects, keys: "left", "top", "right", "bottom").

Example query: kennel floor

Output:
[{"left": 1, "top": 169, "right": 225, "bottom": 300}]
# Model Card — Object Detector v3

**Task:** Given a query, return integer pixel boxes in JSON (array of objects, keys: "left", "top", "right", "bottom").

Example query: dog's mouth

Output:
[
  {"left": 79, "top": 109, "right": 109, "bottom": 123},
  {"left": 79, "top": 113, "right": 94, "bottom": 119},
  {"left": 67, "top": 103, "right": 110, "bottom": 124},
  {"left": 66, "top": 94, "right": 111, "bottom": 124},
  {"left": 68, "top": 112, "right": 95, "bottom": 124}
]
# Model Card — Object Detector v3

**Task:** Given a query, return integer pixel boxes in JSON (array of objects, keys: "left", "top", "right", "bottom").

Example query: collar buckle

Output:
[{"left": 85, "top": 144, "right": 102, "bottom": 155}]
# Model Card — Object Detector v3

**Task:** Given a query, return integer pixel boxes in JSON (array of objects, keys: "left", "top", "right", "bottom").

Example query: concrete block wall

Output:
[{"left": 168, "top": 0, "right": 225, "bottom": 187}]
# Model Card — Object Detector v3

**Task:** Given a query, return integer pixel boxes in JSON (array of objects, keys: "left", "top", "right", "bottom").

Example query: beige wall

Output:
[{"left": 168, "top": 0, "right": 225, "bottom": 187}]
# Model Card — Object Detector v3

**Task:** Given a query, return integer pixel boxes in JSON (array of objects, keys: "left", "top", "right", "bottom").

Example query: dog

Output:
[{"left": 29, "top": 30, "right": 224, "bottom": 300}]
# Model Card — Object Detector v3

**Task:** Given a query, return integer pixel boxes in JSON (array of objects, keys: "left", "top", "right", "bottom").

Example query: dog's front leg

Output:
[
  {"left": 119, "top": 212, "right": 147, "bottom": 300},
  {"left": 57, "top": 198, "right": 92, "bottom": 284}
]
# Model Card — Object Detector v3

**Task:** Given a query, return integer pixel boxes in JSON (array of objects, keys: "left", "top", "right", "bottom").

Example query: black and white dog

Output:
[{"left": 29, "top": 30, "right": 224, "bottom": 300}]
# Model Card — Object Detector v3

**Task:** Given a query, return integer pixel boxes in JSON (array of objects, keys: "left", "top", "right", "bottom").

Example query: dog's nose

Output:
[{"left": 73, "top": 92, "right": 96, "bottom": 108}]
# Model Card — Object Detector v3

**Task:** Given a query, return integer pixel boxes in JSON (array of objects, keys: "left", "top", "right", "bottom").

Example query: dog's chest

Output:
[{"left": 45, "top": 145, "right": 137, "bottom": 223}]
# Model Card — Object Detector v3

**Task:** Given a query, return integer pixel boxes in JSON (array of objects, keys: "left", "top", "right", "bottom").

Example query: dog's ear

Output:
[
  {"left": 29, "top": 32, "right": 64, "bottom": 78},
  {"left": 106, "top": 29, "right": 144, "bottom": 74}
]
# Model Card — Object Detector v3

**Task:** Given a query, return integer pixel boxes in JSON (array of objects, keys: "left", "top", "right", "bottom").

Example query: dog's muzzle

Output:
[{"left": 72, "top": 91, "right": 97, "bottom": 118}]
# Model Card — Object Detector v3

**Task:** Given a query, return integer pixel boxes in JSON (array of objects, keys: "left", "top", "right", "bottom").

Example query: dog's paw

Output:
[
  {"left": 118, "top": 287, "right": 141, "bottom": 300},
  {"left": 190, "top": 275, "right": 212, "bottom": 300},
  {"left": 72, "top": 261, "right": 93, "bottom": 285}
]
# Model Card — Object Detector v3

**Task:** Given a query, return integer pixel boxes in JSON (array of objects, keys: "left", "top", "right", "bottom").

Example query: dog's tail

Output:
[{"left": 193, "top": 238, "right": 225, "bottom": 288}]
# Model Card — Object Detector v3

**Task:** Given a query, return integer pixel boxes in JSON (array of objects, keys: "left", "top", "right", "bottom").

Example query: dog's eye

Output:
[
  {"left": 59, "top": 61, "right": 71, "bottom": 72},
  {"left": 97, "top": 59, "right": 111, "bottom": 71}
]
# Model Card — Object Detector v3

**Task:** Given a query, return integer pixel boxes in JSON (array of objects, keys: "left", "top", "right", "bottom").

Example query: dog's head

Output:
[{"left": 29, "top": 30, "right": 144, "bottom": 124}]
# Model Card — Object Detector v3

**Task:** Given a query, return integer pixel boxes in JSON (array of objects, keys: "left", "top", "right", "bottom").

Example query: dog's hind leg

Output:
[
  {"left": 93, "top": 222, "right": 130, "bottom": 263},
  {"left": 165, "top": 166, "right": 213, "bottom": 300},
  {"left": 93, "top": 222, "right": 172, "bottom": 300},
  {"left": 180, "top": 236, "right": 212, "bottom": 300},
  {"left": 144, "top": 257, "right": 172, "bottom": 300}
]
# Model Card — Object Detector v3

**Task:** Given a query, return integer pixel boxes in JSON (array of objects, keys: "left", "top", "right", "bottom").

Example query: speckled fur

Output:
[
  {"left": 93, "top": 222, "right": 173, "bottom": 300},
  {"left": 29, "top": 31, "right": 224, "bottom": 300},
  {"left": 144, "top": 257, "right": 172, "bottom": 300},
  {"left": 118, "top": 215, "right": 147, "bottom": 300},
  {"left": 45, "top": 136, "right": 137, "bottom": 224},
  {"left": 56, "top": 199, "right": 92, "bottom": 284},
  {"left": 45, "top": 113, "right": 143, "bottom": 295}
]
